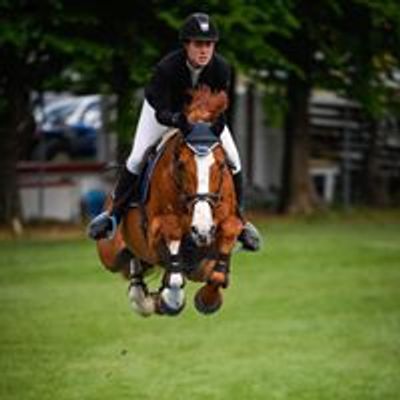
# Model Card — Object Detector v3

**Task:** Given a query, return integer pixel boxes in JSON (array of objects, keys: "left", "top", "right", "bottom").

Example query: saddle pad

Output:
[{"left": 138, "top": 129, "right": 179, "bottom": 204}]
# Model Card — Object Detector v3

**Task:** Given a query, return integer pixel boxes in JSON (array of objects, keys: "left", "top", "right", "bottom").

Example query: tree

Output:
[
  {"left": 0, "top": 0, "right": 113, "bottom": 225},
  {"left": 269, "top": 1, "right": 347, "bottom": 213},
  {"left": 0, "top": 1, "right": 171, "bottom": 225},
  {"left": 2, "top": 0, "right": 400, "bottom": 226},
  {"left": 333, "top": 1, "right": 400, "bottom": 206},
  {"left": 159, "top": 1, "right": 340, "bottom": 213},
  {"left": 256, "top": 0, "right": 400, "bottom": 212}
]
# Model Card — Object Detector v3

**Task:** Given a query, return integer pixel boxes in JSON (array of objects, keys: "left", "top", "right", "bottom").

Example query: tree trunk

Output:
[
  {"left": 364, "top": 120, "right": 390, "bottom": 206},
  {"left": 279, "top": 73, "right": 322, "bottom": 214},
  {"left": 0, "top": 53, "right": 32, "bottom": 227},
  {"left": 0, "top": 120, "right": 20, "bottom": 225}
]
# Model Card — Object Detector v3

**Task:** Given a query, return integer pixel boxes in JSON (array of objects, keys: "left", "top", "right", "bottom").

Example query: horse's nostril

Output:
[
  {"left": 198, "top": 234, "right": 208, "bottom": 244},
  {"left": 210, "top": 225, "right": 216, "bottom": 236},
  {"left": 191, "top": 226, "right": 198, "bottom": 235}
]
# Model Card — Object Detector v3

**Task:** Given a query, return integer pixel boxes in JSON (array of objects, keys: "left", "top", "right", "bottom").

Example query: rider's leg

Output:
[
  {"left": 88, "top": 99, "right": 167, "bottom": 240},
  {"left": 220, "top": 126, "right": 261, "bottom": 251}
]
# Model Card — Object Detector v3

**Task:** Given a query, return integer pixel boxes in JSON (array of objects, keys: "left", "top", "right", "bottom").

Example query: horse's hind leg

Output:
[
  {"left": 128, "top": 258, "right": 156, "bottom": 317},
  {"left": 96, "top": 225, "right": 137, "bottom": 279}
]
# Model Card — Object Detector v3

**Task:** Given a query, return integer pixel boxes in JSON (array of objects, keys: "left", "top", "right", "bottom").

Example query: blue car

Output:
[{"left": 31, "top": 95, "right": 101, "bottom": 161}]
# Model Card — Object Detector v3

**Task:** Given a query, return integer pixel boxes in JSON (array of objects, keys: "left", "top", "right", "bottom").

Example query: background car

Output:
[{"left": 31, "top": 95, "right": 101, "bottom": 161}]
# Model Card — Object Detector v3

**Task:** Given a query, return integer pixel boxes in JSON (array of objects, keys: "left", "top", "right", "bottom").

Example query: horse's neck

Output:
[{"left": 149, "top": 134, "right": 182, "bottom": 207}]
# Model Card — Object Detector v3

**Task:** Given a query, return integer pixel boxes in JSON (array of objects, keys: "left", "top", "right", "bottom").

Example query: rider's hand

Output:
[
  {"left": 210, "top": 114, "right": 226, "bottom": 137},
  {"left": 171, "top": 112, "right": 193, "bottom": 135}
]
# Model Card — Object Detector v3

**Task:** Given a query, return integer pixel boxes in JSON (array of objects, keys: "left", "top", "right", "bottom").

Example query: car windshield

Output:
[{"left": 44, "top": 102, "right": 77, "bottom": 124}]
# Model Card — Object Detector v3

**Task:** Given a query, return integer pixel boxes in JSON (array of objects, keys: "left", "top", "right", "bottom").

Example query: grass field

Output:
[{"left": 0, "top": 213, "right": 399, "bottom": 400}]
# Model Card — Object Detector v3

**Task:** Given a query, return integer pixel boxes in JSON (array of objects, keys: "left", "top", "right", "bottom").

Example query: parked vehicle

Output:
[{"left": 31, "top": 95, "right": 101, "bottom": 161}]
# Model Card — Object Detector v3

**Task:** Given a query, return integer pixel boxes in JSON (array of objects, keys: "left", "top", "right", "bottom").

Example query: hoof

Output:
[
  {"left": 156, "top": 294, "right": 186, "bottom": 316},
  {"left": 128, "top": 282, "right": 155, "bottom": 317},
  {"left": 194, "top": 285, "right": 223, "bottom": 315},
  {"left": 155, "top": 273, "right": 186, "bottom": 316}
]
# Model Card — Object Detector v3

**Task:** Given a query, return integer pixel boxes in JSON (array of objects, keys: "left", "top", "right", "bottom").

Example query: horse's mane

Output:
[{"left": 185, "top": 86, "right": 229, "bottom": 123}]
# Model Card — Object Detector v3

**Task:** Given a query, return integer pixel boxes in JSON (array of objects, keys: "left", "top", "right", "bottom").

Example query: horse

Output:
[{"left": 96, "top": 86, "right": 243, "bottom": 316}]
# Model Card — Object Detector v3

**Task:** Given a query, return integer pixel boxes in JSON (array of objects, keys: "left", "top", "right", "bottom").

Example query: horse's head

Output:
[
  {"left": 167, "top": 86, "right": 232, "bottom": 247},
  {"left": 173, "top": 134, "right": 229, "bottom": 247}
]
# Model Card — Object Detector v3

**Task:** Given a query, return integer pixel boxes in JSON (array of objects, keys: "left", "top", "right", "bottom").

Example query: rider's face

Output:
[{"left": 185, "top": 40, "right": 215, "bottom": 68}]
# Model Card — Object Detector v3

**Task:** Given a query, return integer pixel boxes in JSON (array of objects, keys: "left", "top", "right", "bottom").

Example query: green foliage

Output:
[
  {"left": 159, "top": 0, "right": 297, "bottom": 73},
  {"left": 326, "top": 0, "right": 400, "bottom": 118},
  {"left": 1, "top": 0, "right": 400, "bottom": 155}
]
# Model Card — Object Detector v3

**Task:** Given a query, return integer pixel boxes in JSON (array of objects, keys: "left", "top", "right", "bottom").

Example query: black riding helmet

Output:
[{"left": 179, "top": 13, "right": 219, "bottom": 42}]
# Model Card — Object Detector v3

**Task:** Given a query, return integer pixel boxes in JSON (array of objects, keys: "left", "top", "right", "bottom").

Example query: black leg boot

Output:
[
  {"left": 111, "top": 167, "right": 140, "bottom": 221},
  {"left": 87, "top": 167, "right": 139, "bottom": 240},
  {"left": 233, "top": 172, "right": 261, "bottom": 252}
]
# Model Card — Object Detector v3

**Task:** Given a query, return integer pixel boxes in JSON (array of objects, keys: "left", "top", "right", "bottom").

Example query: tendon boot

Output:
[
  {"left": 87, "top": 167, "right": 139, "bottom": 240},
  {"left": 233, "top": 171, "right": 261, "bottom": 252}
]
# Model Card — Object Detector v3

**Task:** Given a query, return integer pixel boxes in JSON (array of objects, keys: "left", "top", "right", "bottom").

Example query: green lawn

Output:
[{"left": 0, "top": 215, "right": 399, "bottom": 400}]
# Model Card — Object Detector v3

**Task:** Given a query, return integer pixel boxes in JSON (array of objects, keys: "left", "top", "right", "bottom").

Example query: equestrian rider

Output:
[{"left": 88, "top": 12, "right": 260, "bottom": 251}]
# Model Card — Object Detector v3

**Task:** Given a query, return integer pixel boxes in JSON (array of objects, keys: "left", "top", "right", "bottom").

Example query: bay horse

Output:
[{"left": 96, "top": 86, "right": 243, "bottom": 316}]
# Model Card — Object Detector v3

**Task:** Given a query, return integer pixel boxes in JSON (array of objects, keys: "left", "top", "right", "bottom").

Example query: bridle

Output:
[
  {"left": 183, "top": 191, "right": 220, "bottom": 208},
  {"left": 173, "top": 141, "right": 227, "bottom": 212}
]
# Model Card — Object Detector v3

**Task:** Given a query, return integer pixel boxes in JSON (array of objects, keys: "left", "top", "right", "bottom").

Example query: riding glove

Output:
[
  {"left": 209, "top": 114, "right": 225, "bottom": 137},
  {"left": 156, "top": 110, "right": 193, "bottom": 135},
  {"left": 171, "top": 112, "right": 193, "bottom": 136}
]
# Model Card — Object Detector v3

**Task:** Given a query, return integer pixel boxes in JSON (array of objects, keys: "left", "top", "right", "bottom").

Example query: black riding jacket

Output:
[{"left": 144, "top": 48, "right": 231, "bottom": 130}]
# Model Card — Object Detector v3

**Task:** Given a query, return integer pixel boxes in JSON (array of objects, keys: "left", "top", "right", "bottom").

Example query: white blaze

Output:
[{"left": 192, "top": 153, "right": 214, "bottom": 236}]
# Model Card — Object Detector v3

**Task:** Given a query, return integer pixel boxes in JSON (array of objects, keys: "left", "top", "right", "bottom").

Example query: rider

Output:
[{"left": 88, "top": 12, "right": 260, "bottom": 251}]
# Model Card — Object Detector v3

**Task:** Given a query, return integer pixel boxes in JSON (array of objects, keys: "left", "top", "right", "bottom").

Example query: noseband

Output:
[{"left": 184, "top": 192, "right": 220, "bottom": 207}]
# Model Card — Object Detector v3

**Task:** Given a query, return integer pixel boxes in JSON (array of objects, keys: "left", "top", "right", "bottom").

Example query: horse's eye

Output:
[
  {"left": 176, "top": 161, "right": 187, "bottom": 180},
  {"left": 177, "top": 160, "right": 185, "bottom": 170}
]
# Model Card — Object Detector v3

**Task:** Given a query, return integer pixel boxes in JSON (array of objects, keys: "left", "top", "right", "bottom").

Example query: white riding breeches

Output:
[{"left": 125, "top": 99, "right": 242, "bottom": 175}]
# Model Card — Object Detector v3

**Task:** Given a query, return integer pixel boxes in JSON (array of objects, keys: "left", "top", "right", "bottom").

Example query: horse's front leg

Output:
[
  {"left": 209, "top": 216, "right": 243, "bottom": 287},
  {"left": 194, "top": 216, "right": 242, "bottom": 314},
  {"left": 152, "top": 215, "right": 187, "bottom": 316},
  {"left": 156, "top": 239, "right": 186, "bottom": 316}
]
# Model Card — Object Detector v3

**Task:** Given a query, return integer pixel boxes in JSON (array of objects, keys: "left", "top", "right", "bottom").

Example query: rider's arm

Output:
[{"left": 144, "top": 64, "right": 190, "bottom": 131}]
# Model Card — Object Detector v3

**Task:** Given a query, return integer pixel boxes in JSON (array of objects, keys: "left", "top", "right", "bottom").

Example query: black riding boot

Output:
[
  {"left": 111, "top": 167, "right": 140, "bottom": 220},
  {"left": 233, "top": 172, "right": 261, "bottom": 251},
  {"left": 87, "top": 167, "right": 139, "bottom": 240}
]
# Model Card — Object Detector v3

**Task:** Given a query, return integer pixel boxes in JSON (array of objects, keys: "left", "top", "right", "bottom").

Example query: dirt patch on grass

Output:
[{"left": 0, "top": 222, "right": 86, "bottom": 240}]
